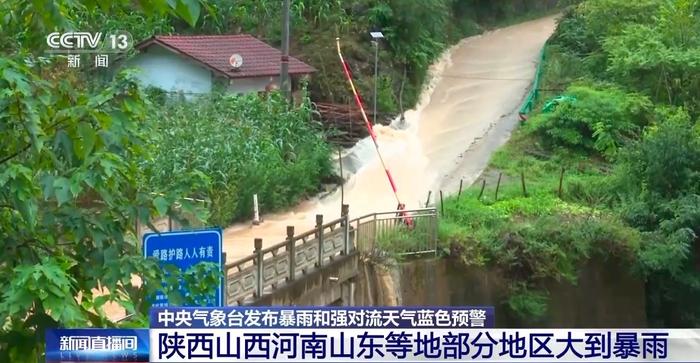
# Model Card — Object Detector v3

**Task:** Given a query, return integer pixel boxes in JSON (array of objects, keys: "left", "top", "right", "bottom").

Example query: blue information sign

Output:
[{"left": 143, "top": 228, "right": 223, "bottom": 307}]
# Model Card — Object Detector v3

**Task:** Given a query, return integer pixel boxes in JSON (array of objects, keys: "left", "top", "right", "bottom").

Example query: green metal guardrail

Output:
[{"left": 518, "top": 44, "right": 547, "bottom": 120}]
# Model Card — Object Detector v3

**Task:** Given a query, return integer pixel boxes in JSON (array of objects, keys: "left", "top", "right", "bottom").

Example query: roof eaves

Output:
[
  {"left": 136, "top": 37, "right": 231, "bottom": 79},
  {"left": 134, "top": 36, "right": 318, "bottom": 79},
  {"left": 226, "top": 69, "right": 316, "bottom": 79}
]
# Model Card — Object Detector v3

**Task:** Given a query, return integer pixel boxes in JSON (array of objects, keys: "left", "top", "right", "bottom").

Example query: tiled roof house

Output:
[{"left": 126, "top": 35, "right": 316, "bottom": 95}]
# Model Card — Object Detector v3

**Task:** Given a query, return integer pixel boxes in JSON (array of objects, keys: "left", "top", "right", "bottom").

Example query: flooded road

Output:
[{"left": 223, "top": 16, "right": 558, "bottom": 261}]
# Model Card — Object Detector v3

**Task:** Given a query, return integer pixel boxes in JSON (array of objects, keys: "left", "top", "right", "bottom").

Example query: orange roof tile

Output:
[{"left": 136, "top": 35, "right": 316, "bottom": 79}]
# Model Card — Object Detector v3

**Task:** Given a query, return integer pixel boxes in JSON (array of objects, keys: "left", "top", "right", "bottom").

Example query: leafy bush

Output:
[
  {"left": 144, "top": 92, "right": 333, "bottom": 226},
  {"left": 550, "top": 0, "right": 700, "bottom": 115},
  {"left": 548, "top": 7, "right": 597, "bottom": 56},
  {"left": 376, "top": 75, "right": 398, "bottom": 115},
  {"left": 527, "top": 84, "right": 653, "bottom": 158},
  {"left": 578, "top": 0, "right": 660, "bottom": 41},
  {"left": 602, "top": 1, "right": 700, "bottom": 116},
  {"left": 539, "top": 45, "right": 590, "bottom": 93},
  {"left": 439, "top": 184, "right": 641, "bottom": 319},
  {"left": 616, "top": 131, "right": 700, "bottom": 277},
  {"left": 614, "top": 113, "right": 700, "bottom": 199},
  {"left": 627, "top": 194, "right": 700, "bottom": 327},
  {"left": 507, "top": 284, "right": 549, "bottom": 320},
  {"left": 461, "top": 0, "right": 700, "bottom": 327}
]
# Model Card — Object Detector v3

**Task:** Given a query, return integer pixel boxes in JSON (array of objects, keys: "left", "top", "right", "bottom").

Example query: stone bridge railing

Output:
[
  {"left": 224, "top": 205, "right": 352, "bottom": 306},
  {"left": 223, "top": 205, "right": 438, "bottom": 306}
]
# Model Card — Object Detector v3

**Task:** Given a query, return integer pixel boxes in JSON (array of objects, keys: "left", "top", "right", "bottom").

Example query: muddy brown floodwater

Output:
[
  {"left": 102, "top": 16, "right": 557, "bottom": 321},
  {"left": 103, "top": 16, "right": 557, "bottom": 321},
  {"left": 223, "top": 16, "right": 558, "bottom": 261}
]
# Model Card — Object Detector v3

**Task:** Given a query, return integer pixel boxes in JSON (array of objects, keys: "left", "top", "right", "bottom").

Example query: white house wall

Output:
[
  {"left": 125, "top": 45, "right": 212, "bottom": 95},
  {"left": 228, "top": 76, "right": 280, "bottom": 94}
]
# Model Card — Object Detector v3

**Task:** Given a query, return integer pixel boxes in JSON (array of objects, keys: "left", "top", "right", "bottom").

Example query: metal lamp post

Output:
[{"left": 370, "top": 31, "right": 384, "bottom": 125}]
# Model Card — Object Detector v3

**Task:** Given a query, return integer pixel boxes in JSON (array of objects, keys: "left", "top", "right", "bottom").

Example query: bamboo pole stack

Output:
[{"left": 312, "top": 102, "right": 389, "bottom": 147}]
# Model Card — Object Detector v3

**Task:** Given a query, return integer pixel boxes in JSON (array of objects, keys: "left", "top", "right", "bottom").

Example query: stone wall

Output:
[
  {"left": 250, "top": 253, "right": 358, "bottom": 306},
  {"left": 355, "top": 257, "right": 647, "bottom": 328}
]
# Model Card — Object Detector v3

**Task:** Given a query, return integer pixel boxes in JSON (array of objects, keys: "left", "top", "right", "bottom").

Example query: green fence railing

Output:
[{"left": 518, "top": 44, "right": 547, "bottom": 120}]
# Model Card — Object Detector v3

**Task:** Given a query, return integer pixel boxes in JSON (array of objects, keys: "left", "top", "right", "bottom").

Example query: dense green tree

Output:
[
  {"left": 542, "top": 1, "right": 700, "bottom": 327},
  {"left": 0, "top": 1, "right": 211, "bottom": 360},
  {"left": 616, "top": 111, "right": 700, "bottom": 200},
  {"left": 551, "top": 0, "right": 700, "bottom": 115},
  {"left": 0, "top": 0, "right": 204, "bottom": 53},
  {"left": 603, "top": 0, "right": 700, "bottom": 115},
  {"left": 614, "top": 117, "right": 700, "bottom": 326},
  {"left": 578, "top": 0, "right": 659, "bottom": 40}
]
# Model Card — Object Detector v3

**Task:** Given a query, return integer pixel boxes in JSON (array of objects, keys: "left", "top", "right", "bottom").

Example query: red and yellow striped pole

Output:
[
  {"left": 337, "top": 38, "right": 415, "bottom": 228},
  {"left": 336, "top": 38, "right": 401, "bottom": 205},
  {"left": 337, "top": 39, "right": 415, "bottom": 228}
]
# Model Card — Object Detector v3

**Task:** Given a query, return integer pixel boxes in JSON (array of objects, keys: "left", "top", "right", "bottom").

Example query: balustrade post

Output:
[
  {"left": 433, "top": 210, "right": 439, "bottom": 257},
  {"left": 254, "top": 238, "right": 263, "bottom": 298},
  {"left": 373, "top": 213, "right": 378, "bottom": 250},
  {"left": 286, "top": 226, "right": 295, "bottom": 282},
  {"left": 341, "top": 204, "right": 350, "bottom": 254},
  {"left": 316, "top": 214, "right": 324, "bottom": 267}
]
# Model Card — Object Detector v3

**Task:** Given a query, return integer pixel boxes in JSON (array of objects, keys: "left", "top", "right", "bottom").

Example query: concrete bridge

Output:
[{"left": 222, "top": 206, "right": 438, "bottom": 306}]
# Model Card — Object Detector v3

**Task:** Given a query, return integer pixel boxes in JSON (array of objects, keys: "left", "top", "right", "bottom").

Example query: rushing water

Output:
[
  {"left": 223, "top": 17, "right": 558, "bottom": 262},
  {"left": 100, "top": 17, "right": 560, "bottom": 321}
]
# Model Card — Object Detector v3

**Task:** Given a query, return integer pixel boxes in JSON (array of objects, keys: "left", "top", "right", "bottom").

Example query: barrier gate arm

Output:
[{"left": 336, "top": 38, "right": 414, "bottom": 227}]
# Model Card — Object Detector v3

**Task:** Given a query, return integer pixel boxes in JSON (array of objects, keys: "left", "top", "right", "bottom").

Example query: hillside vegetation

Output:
[
  {"left": 4, "top": 1, "right": 569, "bottom": 115},
  {"left": 0, "top": 1, "right": 577, "bottom": 359},
  {"left": 439, "top": 0, "right": 700, "bottom": 327}
]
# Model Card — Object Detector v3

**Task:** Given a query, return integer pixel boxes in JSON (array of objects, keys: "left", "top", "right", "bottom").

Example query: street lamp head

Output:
[{"left": 370, "top": 31, "right": 384, "bottom": 40}]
